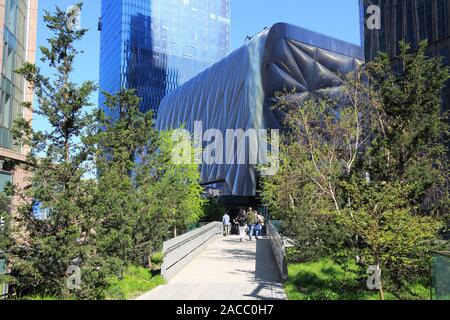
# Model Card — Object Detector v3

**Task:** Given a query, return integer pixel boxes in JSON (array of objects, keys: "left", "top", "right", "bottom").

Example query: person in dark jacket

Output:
[
  {"left": 235, "top": 210, "right": 247, "bottom": 242},
  {"left": 247, "top": 208, "right": 258, "bottom": 241}
]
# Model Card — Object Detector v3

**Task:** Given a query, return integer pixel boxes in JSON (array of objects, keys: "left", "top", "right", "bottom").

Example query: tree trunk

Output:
[
  {"left": 65, "top": 138, "right": 70, "bottom": 162},
  {"left": 379, "top": 283, "right": 385, "bottom": 300},
  {"left": 377, "top": 263, "right": 384, "bottom": 300}
]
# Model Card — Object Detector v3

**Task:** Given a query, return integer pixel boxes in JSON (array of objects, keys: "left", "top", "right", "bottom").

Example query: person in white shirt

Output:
[{"left": 222, "top": 212, "right": 231, "bottom": 236}]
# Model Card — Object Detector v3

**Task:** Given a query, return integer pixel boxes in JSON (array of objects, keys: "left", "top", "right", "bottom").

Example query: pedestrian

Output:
[
  {"left": 235, "top": 210, "right": 247, "bottom": 242},
  {"left": 222, "top": 211, "right": 231, "bottom": 236},
  {"left": 254, "top": 210, "right": 262, "bottom": 240},
  {"left": 247, "top": 207, "right": 257, "bottom": 241}
]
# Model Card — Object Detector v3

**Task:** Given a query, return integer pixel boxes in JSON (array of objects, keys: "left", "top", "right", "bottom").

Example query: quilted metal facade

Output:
[{"left": 156, "top": 23, "right": 364, "bottom": 198}]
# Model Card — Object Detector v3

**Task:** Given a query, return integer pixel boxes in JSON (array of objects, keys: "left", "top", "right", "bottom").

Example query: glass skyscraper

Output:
[
  {"left": 0, "top": 0, "right": 38, "bottom": 296},
  {"left": 1, "top": 0, "right": 37, "bottom": 152},
  {"left": 0, "top": 0, "right": 37, "bottom": 192},
  {"left": 99, "top": 0, "right": 231, "bottom": 114}
]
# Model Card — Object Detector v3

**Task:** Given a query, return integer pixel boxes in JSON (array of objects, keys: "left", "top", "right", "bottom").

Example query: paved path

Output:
[{"left": 136, "top": 236, "right": 286, "bottom": 300}]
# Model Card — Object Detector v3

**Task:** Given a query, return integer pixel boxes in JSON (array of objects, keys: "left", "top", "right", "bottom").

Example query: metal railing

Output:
[
  {"left": 161, "top": 221, "right": 222, "bottom": 280},
  {"left": 267, "top": 221, "right": 288, "bottom": 281}
]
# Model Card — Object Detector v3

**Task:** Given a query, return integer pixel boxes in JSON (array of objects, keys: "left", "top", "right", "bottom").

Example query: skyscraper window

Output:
[{"left": 99, "top": 0, "right": 230, "bottom": 115}]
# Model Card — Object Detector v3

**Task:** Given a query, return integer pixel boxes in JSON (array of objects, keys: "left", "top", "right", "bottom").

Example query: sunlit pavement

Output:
[{"left": 135, "top": 236, "right": 286, "bottom": 300}]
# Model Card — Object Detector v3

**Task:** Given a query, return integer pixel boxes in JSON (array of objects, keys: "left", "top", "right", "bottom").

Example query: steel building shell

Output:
[{"left": 156, "top": 23, "right": 364, "bottom": 198}]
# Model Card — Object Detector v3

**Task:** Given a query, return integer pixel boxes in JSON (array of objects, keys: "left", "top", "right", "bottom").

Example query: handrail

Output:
[
  {"left": 161, "top": 221, "right": 222, "bottom": 280},
  {"left": 164, "top": 224, "right": 217, "bottom": 255}
]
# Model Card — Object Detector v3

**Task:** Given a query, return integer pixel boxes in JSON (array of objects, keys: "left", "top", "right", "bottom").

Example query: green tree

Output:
[
  {"left": 262, "top": 55, "right": 447, "bottom": 299},
  {"left": 366, "top": 40, "right": 449, "bottom": 217},
  {"left": 135, "top": 130, "right": 205, "bottom": 238},
  {"left": 339, "top": 180, "right": 441, "bottom": 300},
  {"left": 261, "top": 148, "right": 349, "bottom": 263},
  {"left": 0, "top": 189, "right": 12, "bottom": 286},
  {"left": 202, "top": 196, "right": 226, "bottom": 223},
  {"left": 94, "top": 89, "right": 204, "bottom": 266},
  {"left": 262, "top": 72, "right": 372, "bottom": 262},
  {"left": 9, "top": 4, "right": 99, "bottom": 298},
  {"left": 94, "top": 88, "right": 161, "bottom": 267},
  {"left": 4, "top": 4, "right": 205, "bottom": 300},
  {"left": 94, "top": 88, "right": 153, "bottom": 266}
]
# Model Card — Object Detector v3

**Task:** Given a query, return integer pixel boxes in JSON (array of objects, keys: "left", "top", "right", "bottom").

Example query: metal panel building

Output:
[
  {"left": 157, "top": 23, "right": 364, "bottom": 201},
  {"left": 363, "top": 0, "right": 450, "bottom": 109}
]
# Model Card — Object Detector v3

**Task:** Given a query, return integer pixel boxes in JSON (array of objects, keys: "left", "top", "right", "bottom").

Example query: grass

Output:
[
  {"left": 19, "top": 294, "right": 79, "bottom": 300},
  {"left": 285, "top": 258, "right": 404, "bottom": 300},
  {"left": 22, "top": 295, "right": 62, "bottom": 300},
  {"left": 15, "top": 265, "right": 164, "bottom": 300},
  {"left": 105, "top": 265, "right": 165, "bottom": 300}
]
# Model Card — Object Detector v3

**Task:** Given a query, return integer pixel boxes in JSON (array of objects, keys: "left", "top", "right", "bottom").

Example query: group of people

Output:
[{"left": 222, "top": 208, "right": 265, "bottom": 242}]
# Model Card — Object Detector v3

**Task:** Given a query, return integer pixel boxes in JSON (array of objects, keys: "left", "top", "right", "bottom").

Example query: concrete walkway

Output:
[{"left": 136, "top": 236, "right": 286, "bottom": 300}]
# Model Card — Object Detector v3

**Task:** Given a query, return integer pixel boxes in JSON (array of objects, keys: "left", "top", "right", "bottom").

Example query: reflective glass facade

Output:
[
  {"left": 363, "top": 0, "right": 450, "bottom": 115},
  {"left": 0, "top": 0, "right": 29, "bottom": 151},
  {"left": 99, "top": 0, "right": 231, "bottom": 114}
]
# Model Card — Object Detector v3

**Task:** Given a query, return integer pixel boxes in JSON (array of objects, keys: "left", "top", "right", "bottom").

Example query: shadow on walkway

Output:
[
  {"left": 135, "top": 237, "right": 286, "bottom": 300},
  {"left": 241, "top": 238, "right": 284, "bottom": 300}
]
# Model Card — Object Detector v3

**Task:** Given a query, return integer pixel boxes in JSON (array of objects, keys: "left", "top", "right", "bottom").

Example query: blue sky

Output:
[
  {"left": 231, "top": 0, "right": 361, "bottom": 49},
  {"left": 33, "top": 0, "right": 361, "bottom": 131}
]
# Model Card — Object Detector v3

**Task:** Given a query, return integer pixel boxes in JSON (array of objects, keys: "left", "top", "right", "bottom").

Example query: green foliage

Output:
[
  {"left": 21, "top": 295, "right": 70, "bottom": 300},
  {"left": 261, "top": 73, "right": 372, "bottom": 262},
  {"left": 9, "top": 4, "right": 99, "bottom": 299},
  {"left": 339, "top": 180, "right": 441, "bottom": 294},
  {"left": 136, "top": 130, "right": 205, "bottom": 236},
  {"left": 5, "top": 5, "right": 204, "bottom": 300},
  {"left": 93, "top": 88, "right": 161, "bottom": 267},
  {"left": 150, "top": 252, "right": 163, "bottom": 268},
  {"left": 105, "top": 265, "right": 164, "bottom": 300},
  {"left": 201, "top": 196, "right": 226, "bottom": 222},
  {"left": 366, "top": 40, "right": 449, "bottom": 217},
  {"left": 0, "top": 190, "right": 12, "bottom": 259},
  {"left": 262, "top": 42, "right": 448, "bottom": 299}
]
